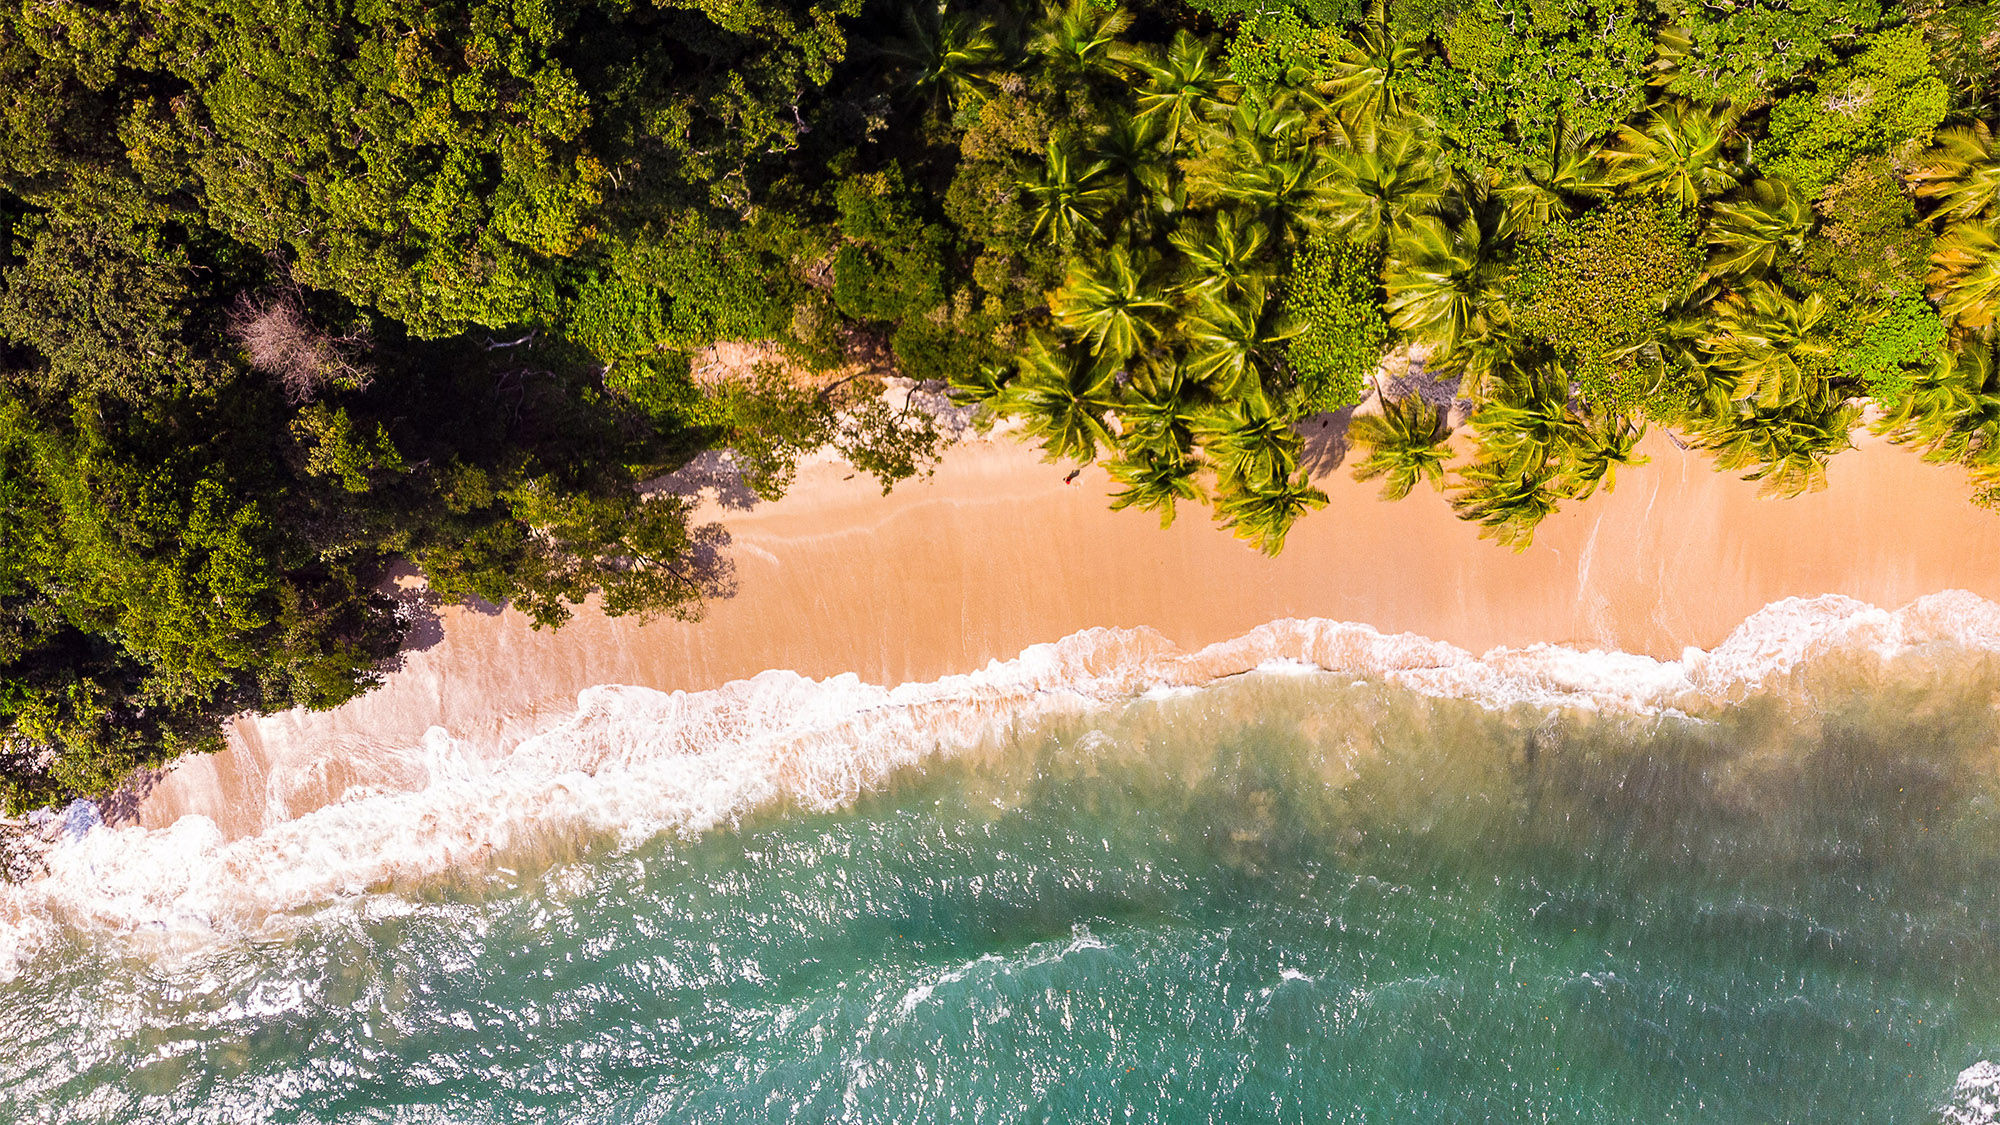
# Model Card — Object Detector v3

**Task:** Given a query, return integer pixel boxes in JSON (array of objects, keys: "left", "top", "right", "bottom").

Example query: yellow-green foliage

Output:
[
  {"left": 1281, "top": 238, "right": 1385, "bottom": 413},
  {"left": 1846, "top": 294, "right": 1947, "bottom": 399},
  {"left": 1764, "top": 26, "right": 1951, "bottom": 197},
  {"left": 1514, "top": 201, "right": 1702, "bottom": 406}
]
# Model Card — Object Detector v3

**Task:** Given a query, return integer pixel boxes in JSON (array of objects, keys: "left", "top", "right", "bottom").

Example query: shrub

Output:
[
  {"left": 1282, "top": 238, "right": 1386, "bottom": 413},
  {"left": 1846, "top": 294, "right": 1946, "bottom": 400},
  {"left": 1514, "top": 201, "right": 1703, "bottom": 406},
  {"left": 1764, "top": 26, "right": 1950, "bottom": 198}
]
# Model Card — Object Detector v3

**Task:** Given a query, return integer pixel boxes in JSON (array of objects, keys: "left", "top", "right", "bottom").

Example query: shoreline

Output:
[{"left": 136, "top": 427, "right": 2000, "bottom": 837}]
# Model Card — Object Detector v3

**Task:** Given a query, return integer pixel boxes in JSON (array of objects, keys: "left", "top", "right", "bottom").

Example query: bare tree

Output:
[{"left": 227, "top": 290, "right": 373, "bottom": 401}]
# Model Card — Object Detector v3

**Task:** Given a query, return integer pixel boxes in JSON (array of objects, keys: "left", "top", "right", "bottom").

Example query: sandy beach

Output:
[{"left": 137, "top": 427, "right": 2000, "bottom": 836}]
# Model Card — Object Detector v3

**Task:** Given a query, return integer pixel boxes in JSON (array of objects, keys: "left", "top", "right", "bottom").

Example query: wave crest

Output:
[{"left": 4, "top": 590, "right": 1998, "bottom": 977}]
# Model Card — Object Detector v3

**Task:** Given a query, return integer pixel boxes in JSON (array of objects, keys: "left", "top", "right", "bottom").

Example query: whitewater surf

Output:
[{"left": 5, "top": 593, "right": 2000, "bottom": 1121}]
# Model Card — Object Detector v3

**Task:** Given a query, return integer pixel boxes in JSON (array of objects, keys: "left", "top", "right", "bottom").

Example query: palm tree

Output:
[
  {"left": 1494, "top": 122, "right": 1606, "bottom": 235},
  {"left": 1107, "top": 449, "right": 1205, "bottom": 527},
  {"left": 1020, "top": 137, "right": 1115, "bottom": 247},
  {"left": 998, "top": 334, "right": 1120, "bottom": 463},
  {"left": 1701, "top": 281, "right": 1835, "bottom": 409},
  {"left": 1556, "top": 413, "right": 1648, "bottom": 500},
  {"left": 1133, "top": 30, "right": 1239, "bottom": 152},
  {"left": 1029, "top": 0, "right": 1135, "bottom": 87},
  {"left": 1468, "top": 359, "right": 1581, "bottom": 478},
  {"left": 1930, "top": 219, "right": 2000, "bottom": 331},
  {"left": 1180, "top": 291, "right": 1299, "bottom": 393},
  {"left": 1383, "top": 214, "right": 1511, "bottom": 357},
  {"left": 1349, "top": 393, "right": 1450, "bottom": 500},
  {"left": 1874, "top": 332, "right": 2000, "bottom": 473},
  {"left": 1050, "top": 247, "right": 1172, "bottom": 359},
  {"left": 1117, "top": 359, "right": 1210, "bottom": 457},
  {"left": 1214, "top": 469, "right": 1328, "bottom": 555},
  {"left": 1241, "top": 148, "right": 1343, "bottom": 245},
  {"left": 1168, "top": 209, "right": 1272, "bottom": 306},
  {"left": 1318, "top": 9, "right": 1422, "bottom": 140},
  {"left": 1092, "top": 113, "right": 1173, "bottom": 220},
  {"left": 1637, "top": 279, "right": 1736, "bottom": 415},
  {"left": 1184, "top": 97, "right": 1335, "bottom": 242},
  {"left": 1449, "top": 357, "right": 1641, "bottom": 544},
  {"left": 1597, "top": 100, "right": 1745, "bottom": 208},
  {"left": 1440, "top": 325, "right": 1537, "bottom": 400},
  {"left": 1169, "top": 210, "right": 1274, "bottom": 306},
  {"left": 1645, "top": 25, "right": 1698, "bottom": 96},
  {"left": 1705, "top": 179, "right": 1812, "bottom": 279},
  {"left": 1326, "top": 130, "right": 1450, "bottom": 245},
  {"left": 1909, "top": 123, "right": 2000, "bottom": 224},
  {"left": 1194, "top": 395, "right": 1302, "bottom": 489},
  {"left": 881, "top": 4, "right": 1001, "bottom": 114},
  {"left": 1451, "top": 464, "right": 1562, "bottom": 551},
  {"left": 1694, "top": 384, "right": 1856, "bottom": 498},
  {"left": 946, "top": 361, "right": 1011, "bottom": 406},
  {"left": 1194, "top": 91, "right": 1312, "bottom": 164}
]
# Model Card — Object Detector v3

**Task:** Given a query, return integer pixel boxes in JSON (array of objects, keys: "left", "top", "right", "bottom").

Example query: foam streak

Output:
[{"left": 4, "top": 591, "right": 1998, "bottom": 977}]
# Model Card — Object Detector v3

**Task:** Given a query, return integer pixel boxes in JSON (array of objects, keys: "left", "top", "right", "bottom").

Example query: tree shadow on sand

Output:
[
  {"left": 654, "top": 449, "right": 764, "bottom": 511},
  {"left": 1298, "top": 404, "right": 1361, "bottom": 477}
]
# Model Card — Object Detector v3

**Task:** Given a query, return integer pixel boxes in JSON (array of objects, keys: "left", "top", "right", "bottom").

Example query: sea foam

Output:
[{"left": 3, "top": 590, "right": 1998, "bottom": 979}]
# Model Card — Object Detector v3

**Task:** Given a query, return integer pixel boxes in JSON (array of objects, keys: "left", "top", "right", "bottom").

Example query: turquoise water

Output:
[{"left": 5, "top": 665, "right": 2000, "bottom": 1122}]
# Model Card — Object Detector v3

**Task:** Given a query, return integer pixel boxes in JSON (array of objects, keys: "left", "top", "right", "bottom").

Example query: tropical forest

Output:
[{"left": 2, "top": 0, "right": 1998, "bottom": 808}]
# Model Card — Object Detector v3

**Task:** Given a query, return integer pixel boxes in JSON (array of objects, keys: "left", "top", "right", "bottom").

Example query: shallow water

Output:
[{"left": 7, "top": 630, "right": 2000, "bottom": 1123}]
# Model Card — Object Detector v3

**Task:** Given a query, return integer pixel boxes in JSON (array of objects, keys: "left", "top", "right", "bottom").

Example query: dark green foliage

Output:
[
  {"left": 0, "top": 212, "right": 740, "bottom": 812},
  {"left": 1399, "top": 0, "right": 1652, "bottom": 174},
  {"left": 832, "top": 167, "right": 996, "bottom": 382},
  {"left": 1650, "top": 0, "right": 1882, "bottom": 107},
  {"left": 1187, "top": 0, "right": 1361, "bottom": 23},
  {"left": 0, "top": 215, "right": 230, "bottom": 400},
  {"left": 1903, "top": 0, "right": 2000, "bottom": 116},
  {"left": 831, "top": 171, "right": 951, "bottom": 326},
  {"left": 1795, "top": 156, "right": 1935, "bottom": 306}
]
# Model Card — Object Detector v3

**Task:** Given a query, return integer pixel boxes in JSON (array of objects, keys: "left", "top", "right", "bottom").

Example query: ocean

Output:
[{"left": 4, "top": 594, "right": 2000, "bottom": 1123}]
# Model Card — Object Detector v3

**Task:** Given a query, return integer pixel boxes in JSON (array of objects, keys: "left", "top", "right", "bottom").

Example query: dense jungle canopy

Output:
[{"left": 1, "top": 0, "right": 1996, "bottom": 809}]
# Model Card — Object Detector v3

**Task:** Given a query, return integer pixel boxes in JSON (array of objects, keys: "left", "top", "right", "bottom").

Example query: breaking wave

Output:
[{"left": 5, "top": 590, "right": 2000, "bottom": 978}]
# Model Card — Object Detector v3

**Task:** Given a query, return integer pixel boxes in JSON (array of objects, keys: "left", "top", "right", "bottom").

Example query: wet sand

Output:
[{"left": 138, "top": 429, "right": 2000, "bottom": 836}]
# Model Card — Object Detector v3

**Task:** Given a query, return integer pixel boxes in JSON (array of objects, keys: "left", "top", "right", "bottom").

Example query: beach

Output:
[
  {"left": 135, "top": 426, "right": 2000, "bottom": 838},
  {"left": 14, "top": 427, "right": 2000, "bottom": 1123}
]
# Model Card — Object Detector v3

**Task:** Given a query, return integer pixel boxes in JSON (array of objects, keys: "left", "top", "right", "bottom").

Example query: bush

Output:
[
  {"left": 1282, "top": 238, "right": 1386, "bottom": 413},
  {"left": 1846, "top": 294, "right": 1946, "bottom": 400},
  {"left": 1763, "top": 26, "right": 1950, "bottom": 198},
  {"left": 1514, "top": 201, "right": 1702, "bottom": 406}
]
